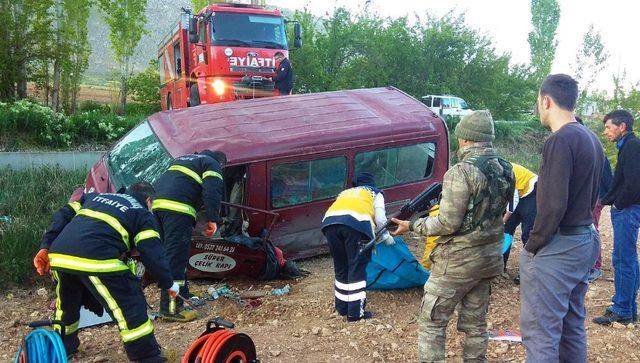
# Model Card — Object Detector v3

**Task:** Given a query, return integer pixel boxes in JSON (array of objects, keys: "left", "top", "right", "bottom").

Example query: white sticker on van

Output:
[{"left": 189, "top": 252, "right": 236, "bottom": 272}]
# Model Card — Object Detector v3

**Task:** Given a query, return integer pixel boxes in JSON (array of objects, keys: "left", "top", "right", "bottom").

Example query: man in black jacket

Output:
[
  {"left": 152, "top": 150, "right": 225, "bottom": 322},
  {"left": 273, "top": 52, "right": 293, "bottom": 95},
  {"left": 594, "top": 109, "right": 640, "bottom": 326},
  {"left": 33, "top": 183, "right": 177, "bottom": 362}
]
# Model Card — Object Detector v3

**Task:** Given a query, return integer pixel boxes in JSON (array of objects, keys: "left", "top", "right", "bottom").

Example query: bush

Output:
[
  {"left": 78, "top": 100, "right": 111, "bottom": 114},
  {"left": 128, "top": 60, "right": 161, "bottom": 113},
  {"left": 0, "top": 167, "right": 86, "bottom": 285},
  {"left": 0, "top": 100, "right": 146, "bottom": 149}
]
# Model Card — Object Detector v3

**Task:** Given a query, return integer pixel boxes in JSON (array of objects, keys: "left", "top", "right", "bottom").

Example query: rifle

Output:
[{"left": 359, "top": 182, "right": 442, "bottom": 254}]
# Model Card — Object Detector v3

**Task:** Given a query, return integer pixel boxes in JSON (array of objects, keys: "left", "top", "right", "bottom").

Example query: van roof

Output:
[{"left": 149, "top": 87, "right": 445, "bottom": 165}]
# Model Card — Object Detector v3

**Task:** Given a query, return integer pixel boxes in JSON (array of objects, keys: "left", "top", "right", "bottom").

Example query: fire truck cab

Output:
[{"left": 158, "top": 2, "right": 301, "bottom": 110}]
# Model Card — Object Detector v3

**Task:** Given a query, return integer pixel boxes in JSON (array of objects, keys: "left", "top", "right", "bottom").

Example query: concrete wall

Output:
[{"left": 0, "top": 151, "right": 106, "bottom": 171}]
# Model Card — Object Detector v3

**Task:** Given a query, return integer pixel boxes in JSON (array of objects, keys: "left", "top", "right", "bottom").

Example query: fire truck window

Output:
[
  {"left": 158, "top": 54, "right": 166, "bottom": 84},
  {"left": 271, "top": 156, "right": 347, "bottom": 209},
  {"left": 199, "top": 20, "right": 206, "bottom": 44},
  {"left": 173, "top": 42, "right": 181, "bottom": 77},
  {"left": 355, "top": 143, "right": 436, "bottom": 188}
]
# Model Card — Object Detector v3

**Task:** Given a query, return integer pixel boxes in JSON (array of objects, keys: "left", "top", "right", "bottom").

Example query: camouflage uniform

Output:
[{"left": 411, "top": 143, "right": 514, "bottom": 362}]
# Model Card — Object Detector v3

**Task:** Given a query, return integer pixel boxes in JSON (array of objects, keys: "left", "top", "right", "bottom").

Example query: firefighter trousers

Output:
[
  {"left": 323, "top": 224, "right": 372, "bottom": 319},
  {"left": 155, "top": 210, "right": 194, "bottom": 312},
  {"left": 51, "top": 270, "right": 162, "bottom": 362}
]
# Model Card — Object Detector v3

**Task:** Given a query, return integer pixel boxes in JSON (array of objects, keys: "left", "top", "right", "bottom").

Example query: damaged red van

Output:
[{"left": 80, "top": 87, "right": 449, "bottom": 279}]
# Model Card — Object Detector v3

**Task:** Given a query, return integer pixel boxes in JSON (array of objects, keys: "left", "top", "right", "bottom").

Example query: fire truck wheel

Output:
[{"left": 190, "top": 84, "right": 201, "bottom": 107}]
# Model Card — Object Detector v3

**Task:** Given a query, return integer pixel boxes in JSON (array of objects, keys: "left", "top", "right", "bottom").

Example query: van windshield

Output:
[
  {"left": 460, "top": 99, "right": 469, "bottom": 109},
  {"left": 107, "top": 121, "right": 172, "bottom": 190}
]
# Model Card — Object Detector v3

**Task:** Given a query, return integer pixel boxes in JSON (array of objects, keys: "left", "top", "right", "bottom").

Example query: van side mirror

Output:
[
  {"left": 189, "top": 17, "right": 199, "bottom": 43},
  {"left": 293, "top": 23, "right": 302, "bottom": 48}
]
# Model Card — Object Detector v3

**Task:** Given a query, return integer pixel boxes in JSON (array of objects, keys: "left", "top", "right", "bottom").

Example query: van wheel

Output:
[
  {"left": 189, "top": 84, "right": 200, "bottom": 107},
  {"left": 167, "top": 94, "right": 172, "bottom": 110}
]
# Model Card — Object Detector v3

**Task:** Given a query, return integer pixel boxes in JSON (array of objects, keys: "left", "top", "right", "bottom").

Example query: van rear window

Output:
[
  {"left": 271, "top": 156, "right": 347, "bottom": 208},
  {"left": 355, "top": 143, "right": 436, "bottom": 188}
]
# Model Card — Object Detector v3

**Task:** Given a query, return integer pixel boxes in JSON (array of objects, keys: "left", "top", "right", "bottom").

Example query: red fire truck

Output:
[{"left": 158, "top": 2, "right": 301, "bottom": 110}]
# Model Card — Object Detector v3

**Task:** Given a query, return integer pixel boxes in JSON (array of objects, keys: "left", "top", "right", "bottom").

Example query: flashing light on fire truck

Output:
[{"left": 212, "top": 79, "right": 226, "bottom": 96}]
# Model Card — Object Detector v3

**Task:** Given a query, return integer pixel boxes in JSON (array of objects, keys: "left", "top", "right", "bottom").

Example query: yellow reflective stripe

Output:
[
  {"left": 68, "top": 202, "right": 81, "bottom": 213},
  {"left": 88, "top": 276, "right": 128, "bottom": 331},
  {"left": 49, "top": 253, "right": 129, "bottom": 273},
  {"left": 121, "top": 319, "right": 154, "bottom": 342},
  {"left": 77, "top": 209, "right": 130, "bottom": 248},
  {"left": 202, "top": 170, "right": 223, "bottom": 180},
  {"left": 134, "top": 229, "right": 160, "bottom": 246},
  {"left": 151, "top": 199, "right": 197, "bottom": 219},
  {"left": 66, "top": 321, "right": 80, "bottom": 335},
  {"left": 169, "top": 165, "right": 202, "bottom": 184},
  {"left": 53, "top": 271, "right": 63, "bottom": 333},
  {"left": 52, "top": 271, "right": 80, "bottom": 335}
]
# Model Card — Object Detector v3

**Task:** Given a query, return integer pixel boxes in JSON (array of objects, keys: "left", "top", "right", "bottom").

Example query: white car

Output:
[{"left": 421, "top": 95, "right": 474, "bottom": 117}]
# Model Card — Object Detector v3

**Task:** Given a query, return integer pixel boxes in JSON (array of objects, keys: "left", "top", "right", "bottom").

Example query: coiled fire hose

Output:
[
  {"left": 14, "top": 320, "right": 68, "bottom": 363},
  {"left": 182, "top": 318, "right": 258, "bottom": 363}
]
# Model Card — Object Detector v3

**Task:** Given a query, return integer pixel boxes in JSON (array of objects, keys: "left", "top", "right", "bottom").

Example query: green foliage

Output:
[
  {"left": 98, "top": 0, "right": 148, "bottom": 114},
  {"left": 191, "top": 0, "right": 209, "bottom": 11},
  {"left": 528, "top": 0, "right": 560, "bottom": 84},
  {"left": 290, "top": 8, "right": 535, "bottom": 119},
  {"left": 128, "top": 60, "right": 161, "bottom": 112},
  {"left": 0, "top": 167, "right": 86, "bottom": 285},
  {"left": 0, "top": 100, "right": 144, "bottom": 149}
]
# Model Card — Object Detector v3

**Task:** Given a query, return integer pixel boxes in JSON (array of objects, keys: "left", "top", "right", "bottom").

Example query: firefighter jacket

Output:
[
  {"left": 152, "top": 154, "right": 223, "bottom": 223},
  {"left": 322, "top": 186, "right": 388, "bottom": 239},
  {"left": 410, "top": 144, "right": 515, "bottom": 279},
  {"left": 41, "top": 192, "right": 173, "bottom": 290}
]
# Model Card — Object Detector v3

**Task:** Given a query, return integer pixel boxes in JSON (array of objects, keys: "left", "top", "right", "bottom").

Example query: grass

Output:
[{"left": 0, "top": 167, "right": 86, "bottom": 286}]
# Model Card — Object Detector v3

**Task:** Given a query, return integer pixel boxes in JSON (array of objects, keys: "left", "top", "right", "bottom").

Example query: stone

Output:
[
  {"left": 311, "top": 327, "right": 321, "bottom": 335},
  {"left": 37, "top": 288, "right": 47, "bottom": 297},
  {"left": 612, "top": 322, "right": 626, "bottom": 329},
  {"left": 321, "top": 327, "right": 332, "bottom": 337},
  {"left": 391, "top": 343, "right": 399, "bottom": 350},
  {"left": 269, "top": 350, "right": 281, "bottom": 357},
  {"left": 495, "top": 343, "right": 509, "bottom": 355},
  {"left": 372, "top": 351, "right": 382, "bottom": 360}
]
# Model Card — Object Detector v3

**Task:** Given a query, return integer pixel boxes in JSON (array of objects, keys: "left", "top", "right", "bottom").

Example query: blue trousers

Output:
[
  {"left": 610, "top": 205, "right": 640, "bottom": 318},
  {"left": 520, "top": 227, "right": 599, "bottom": 363}
]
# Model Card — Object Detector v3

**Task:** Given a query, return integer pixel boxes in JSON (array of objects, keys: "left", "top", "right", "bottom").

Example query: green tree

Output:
[
  {"left": 572, "top": 25, "right": 609, "bottom": 114},
  {"left": 60, "top": 0, "right": 91, "bottom": 113},
  {"left": 98, "top": 0, "right": 148, "bottom": 115},
  {"left": 128, "top": 59, "right": 161, "bottom": 109},
  {"left": 528, "top": 0, "right": 560, "bottom": 84}
]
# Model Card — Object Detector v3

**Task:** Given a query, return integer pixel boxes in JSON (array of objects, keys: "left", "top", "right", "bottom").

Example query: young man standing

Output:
[
  {"left": 520, "top": 74, "right": 603, "bottom": 362},
  {"left": 593, "top": 110, "right": 640, "bottom": 325},
  {"left": 393, "top": 110, "right": 514, "bottom": 362}
]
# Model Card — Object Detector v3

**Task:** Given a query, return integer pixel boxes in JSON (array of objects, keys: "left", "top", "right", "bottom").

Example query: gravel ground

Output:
[{"left": 2, "top": 206, "right": 639, "bottom": 362}]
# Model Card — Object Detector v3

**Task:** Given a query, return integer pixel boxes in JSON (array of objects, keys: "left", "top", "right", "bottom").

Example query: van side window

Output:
[
  {"left": 422, "top": 96, "right": 432, "bottom": 107},
  {"left": 459, "top": 99, "right": 469, "bottom": 110},
  {"left": 271, "top": 156, "right": 347, "bottom": 208},
  {"left": 355, "top": 143, "right": 436, "bottom": 188},
  {"left": 432, "top": 97, "right": 441, "bottom": 107},
  {"left": 442, "top": 98, "right": 451, "bottom": 108}
]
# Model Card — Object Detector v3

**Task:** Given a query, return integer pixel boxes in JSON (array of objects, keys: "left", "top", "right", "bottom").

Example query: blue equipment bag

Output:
[{"left": 366, "top": 236, "right": 429, "bottom": 290}]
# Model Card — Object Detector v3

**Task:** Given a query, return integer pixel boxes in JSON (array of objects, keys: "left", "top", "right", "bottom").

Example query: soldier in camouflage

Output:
[{"left": 393, "top": 110, "right": 515, "bottom": 362}]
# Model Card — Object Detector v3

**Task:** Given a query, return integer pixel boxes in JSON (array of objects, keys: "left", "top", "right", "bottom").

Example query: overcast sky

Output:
[{"left": 270, "top": 0, "right": 636, "bottom": 93}]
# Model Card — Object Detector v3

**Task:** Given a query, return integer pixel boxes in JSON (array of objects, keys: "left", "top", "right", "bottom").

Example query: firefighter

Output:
[
  {"left": 273, "top": 52, "right": 294, "bottom": 95},
  {"left": 152, "top": 150, "right": 226, "bottom": 322},
  {"left": 32, "top": 182, "right": 177, "bottom": 362},
  {"left": 321, "top": 172, "right": 395, "bottom": 322}
]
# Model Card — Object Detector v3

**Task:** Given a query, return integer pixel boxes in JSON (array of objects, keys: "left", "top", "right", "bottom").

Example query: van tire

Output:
[{"left": 189, "top": 84, "right": 200, "bottom": 107}]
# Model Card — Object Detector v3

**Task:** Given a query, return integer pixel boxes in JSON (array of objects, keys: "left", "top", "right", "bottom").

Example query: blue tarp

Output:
[{"left": 366, "top": 236, "right": 429, "bottom": 290}]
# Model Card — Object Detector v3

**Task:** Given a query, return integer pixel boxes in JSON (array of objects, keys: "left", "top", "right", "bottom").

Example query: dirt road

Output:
[{"left": 2, "top": 207, "right": 639, "bottom": 362}]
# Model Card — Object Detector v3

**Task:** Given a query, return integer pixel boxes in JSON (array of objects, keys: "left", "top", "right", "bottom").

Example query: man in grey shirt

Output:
[{"left": 520, "top": 74, "right": 604, "bottom": 362}]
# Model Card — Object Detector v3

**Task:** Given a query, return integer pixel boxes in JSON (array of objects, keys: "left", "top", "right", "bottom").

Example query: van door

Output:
[
  {"left": 441, "top": 97, "right": 452, "bottom": 116},
  {"left": 267, "top": 155, "right": 348, "bottom": 259}
]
